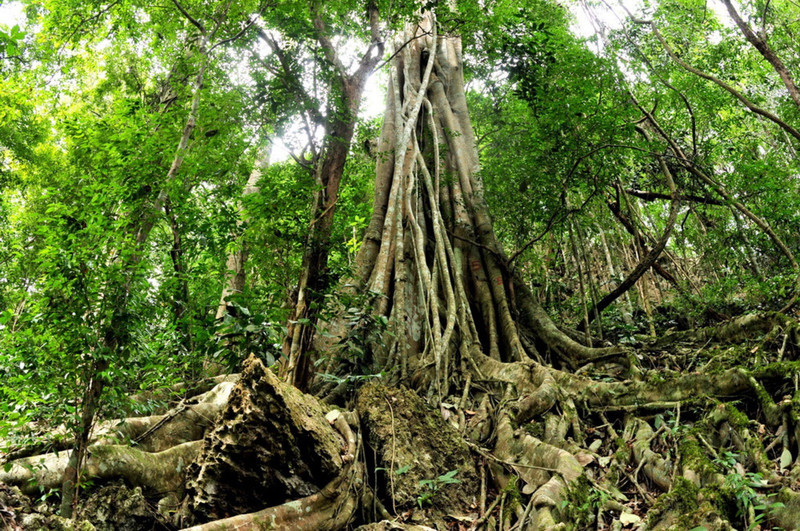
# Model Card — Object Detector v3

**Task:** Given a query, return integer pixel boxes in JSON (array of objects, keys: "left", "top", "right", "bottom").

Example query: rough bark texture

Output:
[
  {"left": 185, "top": 355, "right": 344, "bottom": 524},
  {"left": 282, "top": 4, "right": 384, "bottom": 391}
]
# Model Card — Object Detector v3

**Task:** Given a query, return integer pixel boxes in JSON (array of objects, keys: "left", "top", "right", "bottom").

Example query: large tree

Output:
[{"left": 2, "top": 1, "right": 800, "bottom": 530}]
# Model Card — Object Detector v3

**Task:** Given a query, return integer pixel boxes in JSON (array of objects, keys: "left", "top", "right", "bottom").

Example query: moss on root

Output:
[
  {"left": 678, "top": 434, "right": 717, "bottom": 479},
  {"left": 355, "top": 382, "right": 479, "bottom": 515},
  {"left": 647, "top": 478, "right": 732, "bottom": 530}
]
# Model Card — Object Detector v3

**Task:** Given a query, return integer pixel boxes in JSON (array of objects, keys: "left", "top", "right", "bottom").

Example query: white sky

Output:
[
  {"left": 0, "top": 0, "right": 736, "bottom": 165},
  {"left": 0, "top": 1, "right": 24, "bottom": 27}
]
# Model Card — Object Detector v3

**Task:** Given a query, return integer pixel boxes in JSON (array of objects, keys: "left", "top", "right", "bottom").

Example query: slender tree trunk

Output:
[
  {"left": 282, "top": 89, "right": 370, "bottom": 390},
  {"left": 60, "top": 33, "right": 212, "bottom": 518},
  {"left": 283, "top": 5, "right": 383, "bottom": 390},
  {"left": 215, "top": 142, "right": 271, "bottom": 321},
  {"left": 568, "top": 219, "right": 592, "bottom": 345},
  {"left": 575, "top": 220, "right": 603, "bottom": 340},
  {"left": 166, "top": 199, "right": 193, "bottom": 352},
  {"left": 730, "top": 207, "right": 765, "bottom": 281},
  {"left": 598, "top": 223, "right": 634, "bottom": 325},
  {"left": 582, "top": 152, "right": 679, "bottom": 329}
]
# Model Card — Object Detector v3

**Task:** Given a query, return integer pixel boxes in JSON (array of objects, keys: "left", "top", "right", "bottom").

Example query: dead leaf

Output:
[
  {"left": 780, "top": 447, "right": 792, "bottom": 471},
  {"left": 619, "top": 512, "right": 642, "bottom": 525}
]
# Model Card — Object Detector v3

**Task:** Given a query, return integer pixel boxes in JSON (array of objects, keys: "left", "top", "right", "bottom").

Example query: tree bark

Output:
[{"left": 282, "top": 3, "right": 383, "bottom": 390}]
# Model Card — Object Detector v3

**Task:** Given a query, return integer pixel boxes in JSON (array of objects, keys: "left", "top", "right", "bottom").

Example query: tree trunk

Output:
[
  {"left": 340, "top": 11, "right": 620, "bottom": 394},
  {"left": 215, "top": 142, "right": 271, "bottom": 321},
  {"left": 282, "top": 5, "right": 383, "bottom": 390}
]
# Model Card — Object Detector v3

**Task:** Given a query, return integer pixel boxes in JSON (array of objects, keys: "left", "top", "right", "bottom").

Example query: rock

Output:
[
  {"left": 356, "top": 383, "right": 479, "bottom": 514},
  {"left": 185, "top": 355, "right": 345, "bottom": 523},
  {"left": 80, "top": 482, "right": 161, "bottom": 531},
  {"left": 0, "top": 483, "right": 95, "bottom": 531}
]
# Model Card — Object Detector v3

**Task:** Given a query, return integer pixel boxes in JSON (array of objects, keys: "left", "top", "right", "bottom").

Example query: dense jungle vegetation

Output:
[{"left": 1, "top": 0, "right": 800, "bottom": 529}]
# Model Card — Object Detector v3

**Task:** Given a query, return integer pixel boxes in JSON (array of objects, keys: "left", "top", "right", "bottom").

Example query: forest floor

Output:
[{"left": 1, "top": 310, "right": 799, "bottom": 530}]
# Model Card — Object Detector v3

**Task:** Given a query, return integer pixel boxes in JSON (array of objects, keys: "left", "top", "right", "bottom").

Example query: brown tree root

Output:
[
  {"left": 2, "top": 377, "right": 236, "bottom": 462},
  {"left": 127, "top": 374, "right": 240, "bottom": 414},
  {"left": 0, "top": 440, "right": 201, "bottom": 495},
  {"left": 554, "top": 367, "right": 752, "bottom": 409}
]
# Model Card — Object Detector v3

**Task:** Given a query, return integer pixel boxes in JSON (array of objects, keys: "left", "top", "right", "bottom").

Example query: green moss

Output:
[
  {"left": 523, "top": 421, "right": 544, "bottom": 439},
  {"left": 647, "top": 478, "right": 703, "bottom": 529},
  {"left": 611, "top": 436, "right": 631, "bottom": 463},
  {"left": 753, "top": 361, "right": 800, "bottom": 379},
  {"left": 649, "top": 476, "right": 755, "bottom": 530},
  {"left": 752, "top": 381, "right": 776, "bottom": 410},
  {"left": 678, "top": 436, "right": 716, "bottom": 478},
  {"left": 501, "top": 477, "right": 522, "bottom": 517},
  {"left": 723, "top": 402, "right": 750, "bottom": 431},
  {"left": 558, "top": 476, "right": 600, "bottom": 528}
]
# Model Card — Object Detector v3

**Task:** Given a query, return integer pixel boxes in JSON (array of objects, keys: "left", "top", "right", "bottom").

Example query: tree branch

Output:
[
  {"left": 209, "top": 16, "right": 258, "bottom": 53},
  {"left": 170, "top": 0, "right": 205, "bottom": 34},
  {"left": 311, "top": 7, "right": 346, "bottom": 75},
  {"left": 719, "top": 0, "right": 800, "bottom": 109},
  {"left": 628, "top": 14, "right": 800, "bottom": 143},
  {"left": 354, "top": 1, "right": 384, "bottom": 80},
  {"left": 625, "top": 188, "right": 723, "bottom": 205}
]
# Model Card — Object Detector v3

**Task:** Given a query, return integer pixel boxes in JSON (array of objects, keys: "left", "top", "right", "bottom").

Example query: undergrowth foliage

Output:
[{"left": 0, "top": 0, "right": 800, "bottom": 528}]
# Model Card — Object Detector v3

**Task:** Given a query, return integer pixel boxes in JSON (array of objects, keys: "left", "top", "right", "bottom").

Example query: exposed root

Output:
[
  {"left": 0, "top": 440, "right": 201, "bottom": 495},
  {"left": 657, "top": 311, "right": 800, "bottom": 346},
  {"left": 2, "top": 377, "right": 236, "bottom": 461}
]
